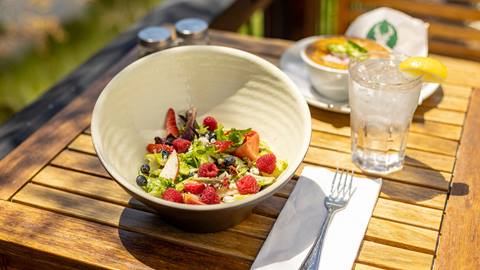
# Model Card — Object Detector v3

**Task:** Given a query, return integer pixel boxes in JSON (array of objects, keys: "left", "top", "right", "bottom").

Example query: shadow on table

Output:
[
  {"left": 450, "top": 183, "right": 469, "bottom": 196},
  {"left": 117, "top": 181, "right": 325, "bottom": 269},
  {"left": 309, "top": 86, "right": 470, "bottom": 201},
  {"left": 413, "top": 85, "right": 445, "bottom": 124},
  {"left": 373, "top": 156, "right": 469, "bottom": 202},
  {"left": 117, "top": 198, "right": 251, "bottom": 270},
  {"left": 310, "top": 106, "right": 351, "bottom": 129}
]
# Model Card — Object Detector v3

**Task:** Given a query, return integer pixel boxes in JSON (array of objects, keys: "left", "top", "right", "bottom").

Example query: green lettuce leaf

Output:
[
  {"left": 227, "top": 128, "right": 251, "bottom": 147},
  {"left": 327, "top": 40, "right": 368, "bottom": 60},
  {"left": 247, "top": 173, "right": 275, "bottom": 187},
  {"left": 259, "top": 141, "right": 273, "bottom": 156},
  {"left": 263, "top": 160, "right": 288, "bottom": 178},
  {"left": 327, "top": 43, "right": 347, "bottom": 56},
  {"left": 178, "top": 139, "right": 216, "bottom": 168},
  {"left": 214, "top": 124, "right": 228, "bottom": 141},
  {"left": 145, "top": 177, "right": 174, "bottom": 197},
  {"left": 178, "top": 161, "right": 191, "bottom": 176},
  {"left": 197, "top": 124, "right": 209, "bottom": 135}
]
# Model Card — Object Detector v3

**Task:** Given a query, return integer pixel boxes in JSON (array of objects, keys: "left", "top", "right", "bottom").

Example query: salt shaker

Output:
[
  {"left": 137, "top": 26, "right": 173, "bottom": 57},
  {"left": 175, "top": 18, "right": 209, "bottom": 45}
]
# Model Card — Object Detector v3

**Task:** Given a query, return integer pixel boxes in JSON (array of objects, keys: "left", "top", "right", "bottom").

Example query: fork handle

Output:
[{"left": 300, "top": 210, "right": 335, "bottom": 270}]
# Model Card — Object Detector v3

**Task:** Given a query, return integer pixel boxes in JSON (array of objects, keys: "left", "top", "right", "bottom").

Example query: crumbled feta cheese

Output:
[
  {"left": 223, "top": 195, "right": 234, "bottom": 203},
  {"left": 226, "top": 190, "right": 238, "bottom": 196},
  {"left": 198, "top": 136, "right": 209, "bottom": 145},
  {"left": 250, "top": 167, "right": 259, "bottom": 175},
  {"left": 210, "top": 138, "right": 216, "bottom": 143}
]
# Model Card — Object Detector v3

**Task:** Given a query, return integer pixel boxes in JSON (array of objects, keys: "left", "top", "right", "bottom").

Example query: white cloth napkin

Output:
[
  {"left": 251, "top": 166, "right": 382, "bottom": 270},
  {"left": 346, "top": 7, "right": 429, "bottom": 57}
]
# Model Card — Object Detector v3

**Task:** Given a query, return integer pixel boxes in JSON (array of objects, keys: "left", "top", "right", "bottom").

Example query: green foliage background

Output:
[
  {"left": 0, "top": 0, "right": 162, "bottom": 123},
  {"left": 0, "top": 0, "right": 337, "bottom": 124}
]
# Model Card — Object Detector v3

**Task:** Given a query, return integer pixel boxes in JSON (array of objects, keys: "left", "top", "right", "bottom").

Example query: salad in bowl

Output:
[
  {"left": 136, "top": 107, "right": 287, "bottom": 205},
  {"left": 91, "top": 45, "right": 310, "bottom": 231}
]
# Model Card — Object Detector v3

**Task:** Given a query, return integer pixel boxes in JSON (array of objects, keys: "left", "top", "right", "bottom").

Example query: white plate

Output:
[{"left": 280, "top": 36, "right": 440, "bottom": 114}]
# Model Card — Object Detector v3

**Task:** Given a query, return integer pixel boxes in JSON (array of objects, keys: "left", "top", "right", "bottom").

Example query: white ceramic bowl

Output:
[
  {"left": 300, "top": 46, "right": 349, "bottom": 101},
  {"left": 91, "top": 45, "right": 311, "bottom": 232}
]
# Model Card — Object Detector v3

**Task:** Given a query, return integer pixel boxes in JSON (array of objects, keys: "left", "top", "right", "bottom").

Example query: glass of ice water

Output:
[{"left": 348, "top": 52, "right": 422, "bottom": 174}]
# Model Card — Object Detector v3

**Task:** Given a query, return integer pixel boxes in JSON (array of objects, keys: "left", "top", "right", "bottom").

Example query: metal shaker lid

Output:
[
  {"left": 175, "top": 18, "right": 208, "bottom": 40},
  {"left": 138, "top": 26, "right": 172, "bottom": 47}
]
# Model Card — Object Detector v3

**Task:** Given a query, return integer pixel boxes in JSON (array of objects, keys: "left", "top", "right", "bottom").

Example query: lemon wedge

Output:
[{"left": 399, "top": 56, "right": 447, "bottom": 83}]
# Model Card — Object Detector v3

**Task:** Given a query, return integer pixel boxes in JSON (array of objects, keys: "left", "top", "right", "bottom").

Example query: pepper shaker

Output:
[
  {"left": 137, "top": 26, "right": 173, "bottom": 57},
  {"left": 175, "top": 18, "right": 209, "bottom": 45}
]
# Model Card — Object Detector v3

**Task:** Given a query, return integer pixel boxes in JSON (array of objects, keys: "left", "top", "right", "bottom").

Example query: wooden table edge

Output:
[{"left": 434, "top": 88, "right": 480, "bottom": 269}]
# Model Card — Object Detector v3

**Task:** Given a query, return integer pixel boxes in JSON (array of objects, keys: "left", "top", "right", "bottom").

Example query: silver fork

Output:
[{"left": 300, "top": 168, "right": 355, "bottom": 270}]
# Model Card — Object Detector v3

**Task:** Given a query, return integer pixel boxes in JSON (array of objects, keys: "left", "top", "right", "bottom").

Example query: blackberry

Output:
[
  {"left": 154, "top": 136, "right": 163, "bottom": 144},
  {"left": 207, "top": 131, "right": 216, "bottom": 140},
  {"left": 224, "top": 156, "right": 236, "bottom": 167},
  {"left": 165, "top": 134, "right": 176, "bottom": 145}
]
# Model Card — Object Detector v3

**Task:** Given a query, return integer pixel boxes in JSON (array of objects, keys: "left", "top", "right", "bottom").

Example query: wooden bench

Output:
[{"left": 337, "top": 0, "right": 480, "bottom": 60}]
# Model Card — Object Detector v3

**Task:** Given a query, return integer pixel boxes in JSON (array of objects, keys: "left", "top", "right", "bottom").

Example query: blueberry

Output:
[
  {"left": 224, "top": 156, "right": 236, "bottom": 167},
  {"left": 136, "top": 175, "right": 148, "bottom": 186},
  {"left": 161, "top": 150, "right": 169, "bottom": 159},
  {"left": 140, "top": 164, "right": 150, "bottom": 174},
  {"left": 208, "top": 131, "right": 216, "bottom": 140},
  {"left": 154, "top": 136, "right": 163, "bottom": 144},
  {"left": 165, "top": 134, "right": 175, "bottom": 145}
]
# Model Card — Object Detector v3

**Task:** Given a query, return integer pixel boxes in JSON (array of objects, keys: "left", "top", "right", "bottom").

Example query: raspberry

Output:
[
  {"left": 172, "top": 138, "right": 191, "bottom": 153},
  {"left": 198, "top": 163, "right": 219, "bottom": 178},
  {"left": 183, "top": 181, "right": 205, "bottom": 195},
  {"left": 256, "top": 153, "right": 276, "bottom": 174},
  {"left": 213, "top": 140, "right": 233, "bottom": 152},
  {"left": 146, "top": 143, "right": 174, "bottom": 153},
  {"left": 203, "top": 116, "right": 218, "bottom": 131},
  {"left": 236, "top": 175, "right": 260, "bottom": 195},
  {"left": 162, "top": 188, "right": 183, "bottom": 203},
  {"left": 200, "top": 186, "right": 220, "bottom": 204}
]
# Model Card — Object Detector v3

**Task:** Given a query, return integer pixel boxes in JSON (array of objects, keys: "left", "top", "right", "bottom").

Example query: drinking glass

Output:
[{"left": 348, "top": 53, "right": 422, "bottom": 174}]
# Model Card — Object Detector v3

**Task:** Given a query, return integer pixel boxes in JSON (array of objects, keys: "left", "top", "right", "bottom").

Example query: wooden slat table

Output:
[{"left": 0, "top": 30, "right": 479, "bottom": 270}]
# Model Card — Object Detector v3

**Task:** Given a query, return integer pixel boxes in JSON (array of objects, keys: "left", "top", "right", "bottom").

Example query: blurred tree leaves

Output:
[{"left": 0, "top": 0, "right": 162, "bottom": 123}]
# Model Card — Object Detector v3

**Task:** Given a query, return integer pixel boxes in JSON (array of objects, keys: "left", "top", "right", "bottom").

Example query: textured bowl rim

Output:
[{"left": 91, "top": 45, "right": 312, "bottom": 211}]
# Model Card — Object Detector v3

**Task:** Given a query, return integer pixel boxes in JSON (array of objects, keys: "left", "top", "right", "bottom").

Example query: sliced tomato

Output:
[
  {"left": 213, "top": 140, "right": 233, "bottom": 152},
  {"left": 233, "top": 131, "right": 260, "bottom": 161},
  {"left": 183, "top": 193, "right": 206, "bottom": 205},
  {"left": 165, "top": 108, "right": 179, "bottom": 137}
]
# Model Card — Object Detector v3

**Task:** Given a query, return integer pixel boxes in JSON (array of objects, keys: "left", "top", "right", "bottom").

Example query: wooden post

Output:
[
  {"left": 210, "top": 0, "right": 273, "bottom": 32},
  {"left": 264, "top": 0, "right": 319, "bottom": 40},
  {"left": 337, "top": 0, "right": 351, "bottom": 34},
  {"left": 0, "top": 254, "right": 7, "bottom": 270}
]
